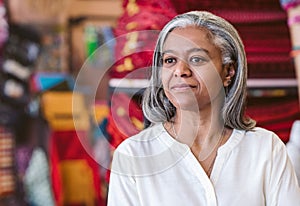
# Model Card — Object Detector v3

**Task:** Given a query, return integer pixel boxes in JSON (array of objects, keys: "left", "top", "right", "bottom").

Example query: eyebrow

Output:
[{"left": 162, "top": 47, "right": 209, "bottom": 55}]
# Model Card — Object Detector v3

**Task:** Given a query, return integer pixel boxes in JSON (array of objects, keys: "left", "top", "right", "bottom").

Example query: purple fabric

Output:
[{"left": 15, "top": 146, "right": 33, "bottom": 175}]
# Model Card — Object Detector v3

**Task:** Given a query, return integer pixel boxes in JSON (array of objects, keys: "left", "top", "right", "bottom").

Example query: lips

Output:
[{"left": 171, "top": 83, "right": 197, "bottom": 91}]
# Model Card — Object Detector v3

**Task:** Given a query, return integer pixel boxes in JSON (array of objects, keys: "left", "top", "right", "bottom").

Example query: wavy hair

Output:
[{"left": 142, "top": 11, "right": 256, "bottom": 130}]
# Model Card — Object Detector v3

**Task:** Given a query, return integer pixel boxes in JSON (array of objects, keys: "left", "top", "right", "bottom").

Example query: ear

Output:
[{"left": 223, "top": 64, "right": 235, "bottom": 87}]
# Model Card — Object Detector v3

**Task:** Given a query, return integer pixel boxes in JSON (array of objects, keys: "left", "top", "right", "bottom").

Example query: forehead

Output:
[{"left": 163, "top": 26, "right": 215, "bottom": 51}]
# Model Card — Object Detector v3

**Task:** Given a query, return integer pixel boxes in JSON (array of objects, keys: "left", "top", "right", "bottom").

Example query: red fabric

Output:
[
  {"left": 107, "top": 113, "right": 128, "bottom": 149},
  {"left": 122, "top": 0, "right": 175, "bottom": 10},
  {"left": 170, "top": 0, "right": 283, "bottom": 13},
  {"left": 168, "top": 0, "right": 294, "bottom": 79},
  {"left": 49, "top": 130, "right": 104, "bottom": 206},
  {"left": 49, "top": 134, "right": 62, "bottom": 205},
  {"left": 246, "top": 97, "right": 300, "bottom": 143},
  {"left": 110, "top": 1, "right": 177, "bottom": 79},
  {"left": 107, "top": 93, "right": 144, "bottom": 148}
]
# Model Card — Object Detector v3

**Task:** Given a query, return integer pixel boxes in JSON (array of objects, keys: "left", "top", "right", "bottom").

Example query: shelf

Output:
[
  {"left": 247, "top": 78, "right": 298, "bottom": 88},
  {"left": 68, "top": 0, "right": 122, "bottom": 19},
  {"left": 108, "top": 78, "right": 148, "bottom": 95}
]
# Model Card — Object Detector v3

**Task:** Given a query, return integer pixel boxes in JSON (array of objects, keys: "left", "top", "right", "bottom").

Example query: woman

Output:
[{"left": 108, "top": 11, "right": 300, "bottom": 206}]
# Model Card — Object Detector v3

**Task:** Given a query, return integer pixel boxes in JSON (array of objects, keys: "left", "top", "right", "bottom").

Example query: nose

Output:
[{"left": 174, "top": 60, "right": 192, "bottom": 77}]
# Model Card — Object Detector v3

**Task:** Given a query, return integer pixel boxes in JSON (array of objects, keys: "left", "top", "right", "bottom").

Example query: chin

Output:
[{"left": 174, "top": 101, "right": 200, "bottom": 111}]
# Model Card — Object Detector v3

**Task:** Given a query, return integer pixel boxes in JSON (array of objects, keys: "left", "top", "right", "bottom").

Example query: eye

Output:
[
  {"left": 163, "top": 57, "right": 176, "bottom": 65},
  {"left": 189, "top": 56, "right": 207, "bottom": 65}
]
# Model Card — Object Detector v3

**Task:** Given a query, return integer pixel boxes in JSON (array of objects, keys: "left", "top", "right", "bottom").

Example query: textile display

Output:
[
  {"left": 1, "top": 23, "right": 41, "bottom": 108},
  {"left": 0, "top": 126, "right": 15, "bottom": 197},
  {"left": 170, "top": 0, "right": 288, "bottom": 13},
  {"left": 110, "top": 0, "right": 177, "bottom": 79},
  {"left": 246, "top": 97, "right": 300, "bottom": 143},
  {"left": 40, "top": 90, "right": 105, "bottom": 205},
  {"left": 41, "top": 91, "right": 90, "bottom": 131},
  {"left": 30, "top": 72, "right": 74, "bottom": 93},
  {"left": 13, "top": 113, "right": 54, "bottom": 205},
  {"left": 84, "top": 25, "right": 115, "bottom": 71},
  {"left": 107, "top": 92, "right": 144, "bottom": 149},
  {"left": 35, "top": 25, "right": 68, "bottom": 73},
  {"left": 49, "top": 130, "right": 104, "bottom": 206},
  {"left": 92, "top": 101, "right": 110, "bottom": 196}
]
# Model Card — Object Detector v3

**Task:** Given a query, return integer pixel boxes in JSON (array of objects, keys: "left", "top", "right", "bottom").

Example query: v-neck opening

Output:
[{"left": 159, "top": 122, "right": 245, "bottom": 181}]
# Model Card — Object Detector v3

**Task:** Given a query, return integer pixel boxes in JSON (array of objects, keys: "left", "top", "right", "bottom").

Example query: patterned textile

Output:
[
  {"left": 169, "top": 0, "right": 294, "bottom": 79},
  {"left": 246, "top": 97, "right": 300, "bottom": 143},
  {"left": 171, "top": 0, "right": 284, "bottom": 12},
  {"left": 110, "top": 0, "right": 177, "bottom": 79},
  {"left": 0, "top": 126, "right": 15, "bottom": 197},
  {"left": 107, "top": 92, "right": 144, "bottom": 148}
]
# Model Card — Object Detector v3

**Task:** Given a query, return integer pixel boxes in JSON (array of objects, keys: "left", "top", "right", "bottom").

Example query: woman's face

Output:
[{"left": 161, "top": 26, "right": 229, "bottom": 111}]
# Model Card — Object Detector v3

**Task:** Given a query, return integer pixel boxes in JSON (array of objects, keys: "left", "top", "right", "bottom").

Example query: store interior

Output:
[{"left": 0, "top": 0, "right": 299, "bottom": 205}]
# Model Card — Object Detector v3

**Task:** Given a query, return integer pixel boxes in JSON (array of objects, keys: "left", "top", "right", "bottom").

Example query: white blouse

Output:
[{"left": 107, "top": 123, "right": 300, "bottom": 206}]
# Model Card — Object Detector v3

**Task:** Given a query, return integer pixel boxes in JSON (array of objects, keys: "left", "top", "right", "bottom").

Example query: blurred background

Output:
[{"left": 0, "top": 0, "right": 299, "bottom": 205}]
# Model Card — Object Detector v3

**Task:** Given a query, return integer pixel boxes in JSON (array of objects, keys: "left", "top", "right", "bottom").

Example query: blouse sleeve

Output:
[
  {"left": 107, "top": 150, "right": 140, "bottom": 206},
  {"left": 267, "top": 134, "right": 300, "bottom": 205}
]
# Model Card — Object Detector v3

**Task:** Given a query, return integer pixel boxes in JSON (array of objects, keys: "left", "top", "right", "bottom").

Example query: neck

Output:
[{"left": 173, "top": 102, "right": 225, "bottom": 147}]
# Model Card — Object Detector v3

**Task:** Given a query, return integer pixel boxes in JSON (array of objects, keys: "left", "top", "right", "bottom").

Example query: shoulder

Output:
[
  {"left": 114, "top": 123, "right": 168, "bottom": 155},
  {"left": 234, "top": 127, "right": 286, "bottom": 154},
  {"left": 110, "top": 123, "right": 186, "bottom": 177},
  {"left": 244, "top": 127, "right": 284, "bottom": 145}
]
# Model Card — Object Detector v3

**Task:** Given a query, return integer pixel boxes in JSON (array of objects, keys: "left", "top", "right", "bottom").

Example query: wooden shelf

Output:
[{"left": 68, "top": 0, "right": 123, "bottom": 20}]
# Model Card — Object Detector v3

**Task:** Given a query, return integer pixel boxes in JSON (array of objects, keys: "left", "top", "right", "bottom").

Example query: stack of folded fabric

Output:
[{"left": 107, "top": 0, "right": 177, "bottom": 148}]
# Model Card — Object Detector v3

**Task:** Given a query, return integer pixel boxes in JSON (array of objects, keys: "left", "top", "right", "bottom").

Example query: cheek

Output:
[
  {"left": 193, "top": 68, "right": 224, "bottom": 101},
  {"left": 161, "top": 68, "right": 173, "bottom": 89},
  {"left": 161, "top": 68, "right": 180, "bottom": 107}
]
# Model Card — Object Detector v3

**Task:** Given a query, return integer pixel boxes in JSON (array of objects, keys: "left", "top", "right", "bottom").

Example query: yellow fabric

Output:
[
  {"left": 126, "top": 0, "right": 139, "bottom": 16},
  {"left": 41, "top": 91, "right": 90, "bottom": 131},
  {"left": 116, "top": 57, "right": 134, "bottom": 72},
  {"left": 131, "top": 116, "right": 144, "bottom": 131},
  {"left": 92, "top": 103, "right": 109, "bottom": 124},
  {"left": 126, "top": 22, "right": 138, "bottom": 31},
  {"left": 122, "top": 32, "right": 139, "bottom": 56},
  {"left": 59, "top": 160, "right": 95, "bottom": 206}
]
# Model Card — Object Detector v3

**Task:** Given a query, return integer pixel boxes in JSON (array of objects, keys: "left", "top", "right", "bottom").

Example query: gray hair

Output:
[{"left": 142, "top": 11, "right": 256, "bottom": 130}]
